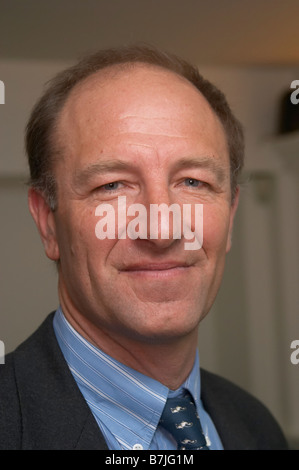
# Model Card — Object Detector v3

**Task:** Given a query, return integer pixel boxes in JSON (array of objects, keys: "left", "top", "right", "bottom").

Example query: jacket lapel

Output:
[{"left": 200, "top": 369, "right": 258, "bottom": 450}]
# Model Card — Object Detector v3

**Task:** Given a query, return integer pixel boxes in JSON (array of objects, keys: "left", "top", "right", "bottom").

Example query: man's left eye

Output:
[{"left": 184, "top": 178, "right": 203, "bottom": 188}]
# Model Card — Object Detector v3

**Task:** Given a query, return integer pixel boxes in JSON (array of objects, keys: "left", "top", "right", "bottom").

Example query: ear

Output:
[
  {"left": 28, "top": 187, "right": 60, "bottom": 261},
  {"left": 226, "top": 186, "right": 240, "bottom": 253}
]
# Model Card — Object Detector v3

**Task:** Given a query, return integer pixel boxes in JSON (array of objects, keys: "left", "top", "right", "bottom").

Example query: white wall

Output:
[
  {"left": 1, "top": 59, "right": 299, "bottom": 444},
  {"left": 0, "top": 60, "right": 70, "bottom": 352},
  {"left": 197, "top": 65, "right": 299, "bottom": 444}
]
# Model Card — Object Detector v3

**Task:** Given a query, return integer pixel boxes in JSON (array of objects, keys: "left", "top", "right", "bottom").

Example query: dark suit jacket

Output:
[{"left": 0, "top": 313, "right": 288, "bottom": 450}]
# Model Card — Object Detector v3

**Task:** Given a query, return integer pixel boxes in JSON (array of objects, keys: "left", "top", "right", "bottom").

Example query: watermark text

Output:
[
  {"left": 0, "top": 80, "right": 4, "bottom": 104},
  {"left": 95, "top": 196, "right": 203, "bottom": 250},
  {"left": 0, "top": 340, "right": 5, "bottom": 364},
  {"left": 290, "top": 80, "right": 299, "bottom": 105},
  {"left": 290, "top": 340, "right": 299, "bottom": 365}
]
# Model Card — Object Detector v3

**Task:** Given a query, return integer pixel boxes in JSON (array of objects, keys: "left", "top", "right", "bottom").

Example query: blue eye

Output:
[
  {"left": 103, "top": 182, "right": 120, "bottom": 191},
  {"left": 184, "top": 178, "right": 202, "bottom": 187}
]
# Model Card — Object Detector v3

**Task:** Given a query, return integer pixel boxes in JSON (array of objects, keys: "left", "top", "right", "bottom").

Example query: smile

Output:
[{"left": 120, "top": 263, "right": 192, "bottom": 279}]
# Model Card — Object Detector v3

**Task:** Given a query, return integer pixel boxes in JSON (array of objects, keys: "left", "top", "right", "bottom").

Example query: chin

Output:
[{"left": 124, "top": 310, "right": 201, "bottom": 345}]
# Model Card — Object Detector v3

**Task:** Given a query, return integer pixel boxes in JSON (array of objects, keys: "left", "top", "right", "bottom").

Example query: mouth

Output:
[{"left": 120, "top": 262, "right": 192, "bottom": 279}]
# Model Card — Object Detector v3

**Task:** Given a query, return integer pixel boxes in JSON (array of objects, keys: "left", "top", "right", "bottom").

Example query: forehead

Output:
[
  {"left": 66, "top": 62, "right": 206, "bottom": 111},
  {"left": 56, "top": 64, "right": 228, "bottom": 169}
]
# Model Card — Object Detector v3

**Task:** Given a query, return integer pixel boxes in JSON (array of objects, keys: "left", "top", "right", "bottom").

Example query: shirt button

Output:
[{"left": 133, "top": 443, "right": 143, "bottom": 450}]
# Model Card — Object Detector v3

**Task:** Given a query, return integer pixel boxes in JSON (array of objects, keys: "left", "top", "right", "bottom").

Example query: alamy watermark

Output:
[
  {"left": 290, "top": 340, "right": 299, "bottom": 365},
  {"left": 0, "top": 80, "right": 4, "bottom": 104},
  {"left": 95, "top": 196, "right": 203, "bottom": 250},
  {"left": 0, "top": 340, "right": 5, "bottom": 364},
  {"left": 290, "top": 80, "right": 299, "bottom": 105}
]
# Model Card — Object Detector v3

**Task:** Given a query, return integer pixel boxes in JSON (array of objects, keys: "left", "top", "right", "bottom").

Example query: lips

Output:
[
  {"left": 121, "top": 261, "right": 191, "bottom": 272},
  {"left": 121, "top": 261, "right": 190, "bottom": 278}
]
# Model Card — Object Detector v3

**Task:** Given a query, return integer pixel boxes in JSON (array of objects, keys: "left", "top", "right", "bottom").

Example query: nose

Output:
[{"left": 138, "top": 182, "right": 183, "bottom": 249}]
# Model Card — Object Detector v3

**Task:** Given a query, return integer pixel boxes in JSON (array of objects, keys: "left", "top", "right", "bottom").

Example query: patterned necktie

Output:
[{"left": 159, "top": 394, "right": 210, "bottom": 450}]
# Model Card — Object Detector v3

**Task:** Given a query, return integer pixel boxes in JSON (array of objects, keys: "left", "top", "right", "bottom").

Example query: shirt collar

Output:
[{"left": 53, "top": 307, "right": 201, "bottom": 450}]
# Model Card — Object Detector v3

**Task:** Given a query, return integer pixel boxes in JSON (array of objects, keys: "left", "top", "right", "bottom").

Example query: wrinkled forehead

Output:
[
  {"left": 58, "top": 63, "right": 225, "bottom": 140},
  {"left": 53, "top": 63, "right": 229, "bottom": 182},
  {"left": 61, "top": 63, "right": 219, "bottom": 124}
]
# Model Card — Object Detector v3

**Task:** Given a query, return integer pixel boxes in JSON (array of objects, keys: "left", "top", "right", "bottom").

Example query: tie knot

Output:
[{"left": 160, "top": 394, "right": 209, "bottom": 450}]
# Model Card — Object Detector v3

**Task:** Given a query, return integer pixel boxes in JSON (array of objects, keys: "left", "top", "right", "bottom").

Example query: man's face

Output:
[{"left": 38, "top": 65, "right": 238, "bottom": 345}]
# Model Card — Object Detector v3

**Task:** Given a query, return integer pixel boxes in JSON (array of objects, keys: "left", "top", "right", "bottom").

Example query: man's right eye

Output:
[
  {"left": 103, "top": 182, "right": 120, "bottom": 191},
  {"left": 94, "top": 181, "right": 124, "bottom": 193}
]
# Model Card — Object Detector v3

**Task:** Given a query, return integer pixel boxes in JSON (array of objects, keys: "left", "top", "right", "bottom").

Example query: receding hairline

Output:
[
  {"left": 26, "top": 44, "right": 244, "bottom": 209},
  {"left": 59, "top": 60, "right": 206, "bottom": 113},
  {"left": 54, "top": 61, "right": 229, "bottom": 173}
]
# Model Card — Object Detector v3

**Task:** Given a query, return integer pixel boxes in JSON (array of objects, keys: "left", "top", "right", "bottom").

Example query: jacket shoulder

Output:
[
  {"left": 0, "top": 315, "right": 57, "bottom": 449},
  {"left": 0, "top": 313, "right": 106, "bottom": 450},
  {"left": 201, "top": 369, "right": 288, "bottom": 450},
  {"left": 0, "top": 352, "right": 22, "bottom": 449}
]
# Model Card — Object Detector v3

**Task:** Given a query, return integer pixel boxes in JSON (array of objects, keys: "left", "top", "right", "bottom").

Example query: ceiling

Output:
[{"left": 1, "top": 0, "right": 299, "bottom": 65}]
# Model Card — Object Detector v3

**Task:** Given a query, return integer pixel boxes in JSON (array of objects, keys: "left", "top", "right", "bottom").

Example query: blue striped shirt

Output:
[{"left": 53, "top": 307, "right": 223, "bottom": 450}]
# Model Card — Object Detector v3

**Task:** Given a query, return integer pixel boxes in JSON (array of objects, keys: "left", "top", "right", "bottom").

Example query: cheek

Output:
[
  {"left": 81, "top": 210, "right": 121, "bottom": 274},
  {"left": 202, "top": 205, "right": 231, "bottom": 255},
  {"left": 55, "top": 208, "right": 96, "bottom": 265}
]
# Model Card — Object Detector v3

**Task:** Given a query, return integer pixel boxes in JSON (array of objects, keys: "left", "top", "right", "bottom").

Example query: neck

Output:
[{"left": 59, "top": 301, "right": 198, "bottom": 391}]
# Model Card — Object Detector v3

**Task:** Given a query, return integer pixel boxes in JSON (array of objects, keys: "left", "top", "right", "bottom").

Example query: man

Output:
[{"left": 0, "top": 44, "right": 287, "bottom": 450}]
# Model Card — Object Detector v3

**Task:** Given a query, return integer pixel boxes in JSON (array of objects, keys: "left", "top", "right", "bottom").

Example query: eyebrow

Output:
[
  {"left": 73, "top": 160, "right": 134, "bottom": 187},
  {"left": 172, "top": 156, "right": 227, "bottom": 184},
  {"left": 73, "top": 155, "right": 228, "bottom": 188}
]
